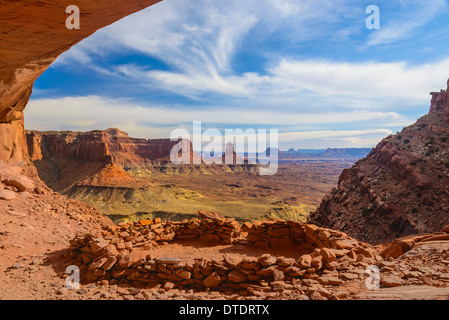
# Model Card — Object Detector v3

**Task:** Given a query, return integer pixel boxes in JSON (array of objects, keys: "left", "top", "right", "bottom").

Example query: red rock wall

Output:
[
  {"left": 103, "top": 128, "right": 186, "bottom": 163},
  {"left": 309, "top": 80, "right": 449, "bottom": 244},
  {"left": 26, "top": 128, "right": 195, "bottom": 165},
  {"left": 0, "top": 118, "right": 28, "bottom": 164},
  {"left": 27, "top": 130, "right": 112, "bottom": 163}
]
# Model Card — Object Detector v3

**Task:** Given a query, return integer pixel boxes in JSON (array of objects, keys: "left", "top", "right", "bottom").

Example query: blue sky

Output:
[{"left": 26, "top": 0, "right": 449, "bottom": 149}]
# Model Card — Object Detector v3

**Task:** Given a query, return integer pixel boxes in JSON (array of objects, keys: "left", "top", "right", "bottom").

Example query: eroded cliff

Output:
[
  {"left": 309, "top": 80, "right": 449, "bottom": 244},
  {"left": 26, "top": 128, "right": 239, "bottom": 190}
]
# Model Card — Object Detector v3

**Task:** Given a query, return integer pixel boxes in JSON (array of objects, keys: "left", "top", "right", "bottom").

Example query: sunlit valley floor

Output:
[{"left": 26, "top": 128, "right": 360, "bottom": 224}]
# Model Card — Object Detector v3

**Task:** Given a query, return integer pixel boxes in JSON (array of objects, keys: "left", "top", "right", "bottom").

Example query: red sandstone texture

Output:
[
  {"left": 0, "top": 163, "right": 115, "bottom": 299},
  {"left": 309, "top": 80, "right": 449, "bottom": 245},
  {"left": 27, "top": 128, "right": 199, "bottom": 167}
]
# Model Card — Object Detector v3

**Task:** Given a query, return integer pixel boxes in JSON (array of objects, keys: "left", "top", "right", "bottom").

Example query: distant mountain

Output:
[
  {"left": 292, "top": 149, "right": 327, "bottom": 154},
  {"left": 318, "top": 148, "right": 373, "bottom": 158}
]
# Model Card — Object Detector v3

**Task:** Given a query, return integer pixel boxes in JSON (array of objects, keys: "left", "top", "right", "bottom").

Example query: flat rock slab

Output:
[
  {"left": 380, "top": 275, "right": 404, "bottom": 287},
  {"left": 400, "top": 241, "right": 449, "bottom": 260},
  {"left": 0, "top": 189, "right": 17, "bottom": 200},
  {"left": 359, "top": 285, "right": 449, "bottom": 300},
  {"left": 4, "top": 175, "right": 35, "bottom": 192},
  {"left": 6, "top": 209, "right": 27, "bottom": 217}
]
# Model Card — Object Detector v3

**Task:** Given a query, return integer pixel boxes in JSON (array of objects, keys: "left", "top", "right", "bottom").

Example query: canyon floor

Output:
[
  {"left": 3, "top": 129, "right": 449, "bottom": 300},
  {"left": 27, "top": 129, "right": 360, "bottom": 224},
  {"left": 2, "top": 167, "right": 449, "bottom": 301},
  {"left": 92, "top": 162, "right": 351, "bottom": 224}
]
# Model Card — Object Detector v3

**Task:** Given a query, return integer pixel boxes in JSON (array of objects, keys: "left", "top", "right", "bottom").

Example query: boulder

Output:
[
  {"left": 155, "top": 257, "right": 181, "bottom": 265},
  {"left": 273, "top": 269, "right": 285, "bottom": 281},
  {"left": 198, "top": 210, "right": 226, "bottom": 224},
  {"left": 118, "top": 251, "right": 147, "bottom": 268},
  {"left": 4, "top": 175, "right": 35, "bottom": 192},
  {"left": 380, "top": 275, "right": 404, "bottom": 287},
  {"left": 381, "top": 238, "right": 416, "bottom": 259},
  {"left": 0, "top": 189, "right": 17, "bottom": 200},
  {"left": 241, "top": 222, "right": 253, "bottom": 233},
  {"left": 259, "top": 254, "right": 277, "bottom": 266},
  {"left": 223, "top": 254, "right": 240, "bottom": 269},
  {"left": 318, "top": 276, "right": 344, "bottom": 286},
  {"left": 298, "top": 255, "right": 312, "bottom": 268},
  {"left": 175, "top": 270, "right": 192, "bottom": 280}
]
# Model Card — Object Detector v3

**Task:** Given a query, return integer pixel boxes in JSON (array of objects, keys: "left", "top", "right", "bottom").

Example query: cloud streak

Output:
[
  {"left": 113, "top": 56, "right": 449, "bottom": 113},
  {"left": 367, "top": 0, "right": 448, "bottom": 46},
  {"left": 26, "top": 95, "right": 401, "bottom": 148},
  {"left": 52, "top": 0, "right": 449, "bottom": 112}
]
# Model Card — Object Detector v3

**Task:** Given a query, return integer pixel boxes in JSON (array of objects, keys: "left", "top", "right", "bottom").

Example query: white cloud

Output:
[
  {"left": 57, "top": 0, "right": 259, "bottom": 75},
  {"left": 56, "top": 0, "right": 358, "bottom": 76},
  {"left": 268, "top": 58, "right": 449, "bottom": 108},
  {"left": 271, "top": 0, "right": 301, "bottom": 16},
  {"left": 111, "top": 56, "right": 449, "bottom": 113},
  {"left": 26, "top": 95, "right": 396, "bottom": 148},
  {"left": 279, "top": 128, "right": 392, "bottom": 141},
  {"left": 26, "top": 95, "right": 409, "bottom": 130}
]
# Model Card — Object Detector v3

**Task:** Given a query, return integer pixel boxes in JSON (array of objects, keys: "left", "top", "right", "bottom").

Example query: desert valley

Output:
[
  {"left": 26, "top": 127, "right": 363, "bottom": 224},
  {"left": 2, "top": 0, "right": 449, "bottom": 305}
]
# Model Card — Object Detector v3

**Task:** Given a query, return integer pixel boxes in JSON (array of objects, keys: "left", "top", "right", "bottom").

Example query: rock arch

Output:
[{"left": 0, "top": 0, "right": 161, "bottom": 164}]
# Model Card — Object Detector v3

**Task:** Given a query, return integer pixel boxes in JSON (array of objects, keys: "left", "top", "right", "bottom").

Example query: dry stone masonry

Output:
[
  {"left": 246, "top": 220, "right": 362, "bottom": 251},
  {"left": 65, "top": 210, "right": 387, "bottom": 296}
]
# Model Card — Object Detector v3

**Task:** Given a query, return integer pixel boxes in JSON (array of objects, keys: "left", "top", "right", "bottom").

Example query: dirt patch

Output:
[{"left": 147, "top": 240, "right": 314, "bottom": 264}]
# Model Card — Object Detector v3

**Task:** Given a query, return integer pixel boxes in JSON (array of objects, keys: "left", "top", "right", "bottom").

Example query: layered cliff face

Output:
[
  {"left": 0, "top": 0, "right": 161, "bottom": 164},
  {"left": 26, "top": 128, "right": 205, "bottom": 189},
  {"left": 309, "top": 80, "right": 449, "bottom": 245}
]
